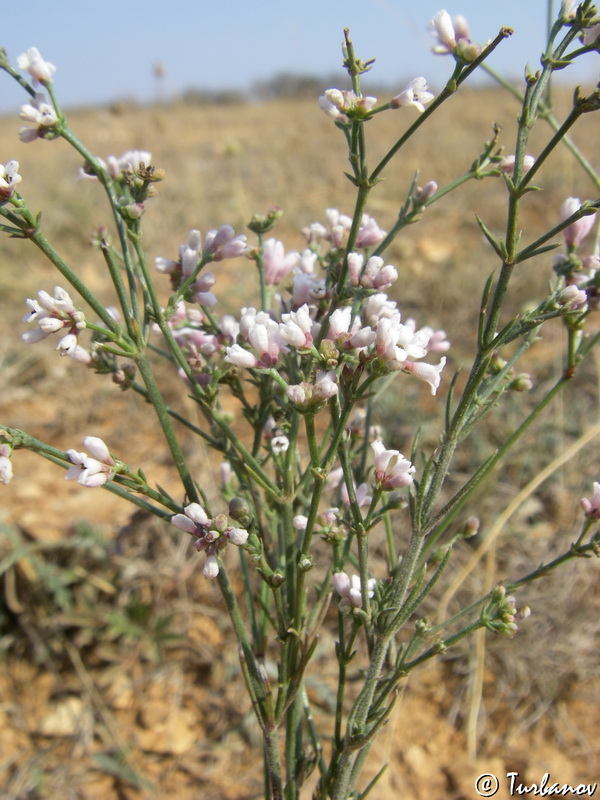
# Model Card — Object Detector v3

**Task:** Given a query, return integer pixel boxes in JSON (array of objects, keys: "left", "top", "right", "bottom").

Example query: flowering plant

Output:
[{"left": 2, "top": 4, "right": 600, "bottom": 798}]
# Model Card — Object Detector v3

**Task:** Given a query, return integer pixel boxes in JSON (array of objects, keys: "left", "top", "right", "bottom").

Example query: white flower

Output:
[
  {"left": 391, "top": 78, "right": 434, "bottom": 113},
  {"left": 65, "top": 436, "right": 115, "bottom": 487},
  {"left": 18, "top": 93, "right": 58, "bottom": 142},
  {"left": 279, "top": 304, "right": 315, "bottom": 348},
  {"left": 17, "top": 47, "right": 56, "bottom": 83},
  {"left": 333, "top": 572, "right": 376, "bottom": 609},
  {"left": 0, "top": 160, "right": 22, "bottom": 198}
]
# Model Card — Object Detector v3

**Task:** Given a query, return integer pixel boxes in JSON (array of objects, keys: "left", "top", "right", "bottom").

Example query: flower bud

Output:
[{"left": 229, "top": 497, "right": 254, "bottom": 528}]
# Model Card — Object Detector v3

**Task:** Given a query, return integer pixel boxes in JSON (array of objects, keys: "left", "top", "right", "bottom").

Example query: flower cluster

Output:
[
  {"left": 170, "top": 503, "right": 249, "bottom": 578},
  {"left": 22, "top": 286, "right": 87, "bottom": 357}
]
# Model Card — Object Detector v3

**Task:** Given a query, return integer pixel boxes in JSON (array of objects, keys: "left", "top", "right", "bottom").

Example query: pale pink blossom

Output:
[
  {"left": 583, "top": 23, "right": 600, "bottom": 45},
  {"left": 403, "top": 357, "right": 447, "bottom": 395},
  {"left": 262, "top": 238, "right": 299, "bottom": 285},
  {"left": 431, "top": 10, "right": 458, "bottom": 52},
  {"left": 391, "top": 78, "right": 434, "bottom": 113},
  {"left": 580, "top": 482, "right": 600, "bottom": 519},
  {"left": 561, "top": 197, "right": 597, "bottom": 249},
  {"left": 17, "top": 47, "right": 56, "bottom": 83},
  {"left": 431, "top": 11, "right": 476, "bottom": 58},
  {"left": 558, "top": 285, "right": 588, "bottom": 310},
  {"left": 497, "top": 154, "right": 535, "bottom": 175},
  {"left": 107, "top": 150, "right": 152, "bottom": 177},
  {"left": 22, "top": 286, "right": 86, "bottom": 353},
  {"left": 65, "top": 436, "right": 115, "bottom": 487},
  {"left": 333, "top": 572, "right": 376, "bottom": 609},
  {"left": 341, "top": 481, "right": 372, "bottom": 508},
  {"left": 203, "top": 224, "right": 249, "bottom": 261},
  {"left": 415, "top": 181, "right": 438, "bottom": 204},
  {"left": 279, "top": 304, "right": 315, "bottom": 348},
  {"left": 0, "top": 160, "right": 22, "bottom": 199},
  {"left": 348, "top": 253, "right": 398, "bottom": 290},
  {"left": 371, "top": 440, "right": 415, "bottom": 490},
  {"left": 375, "top": 315, "right": 430, "bottom": 368},
  {"left": 314, "top": 370, "right": 339, "bottom": 401},
  {"left": 171, "top": 503, "right": 247, "bottom": 579},
  {"left": 291, "top": 270, "right": 327, "bottom": 307},
  {"left": 319, "top": 89, "right": 377, "bottom": 121},
  {"left": 355, "top": 215, "right": 387, "bottom": 248}
]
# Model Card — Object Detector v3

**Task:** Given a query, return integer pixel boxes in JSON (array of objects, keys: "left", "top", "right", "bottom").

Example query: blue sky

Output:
[{"left": 0, "top": 1, "right": 597, "bottom": 112}]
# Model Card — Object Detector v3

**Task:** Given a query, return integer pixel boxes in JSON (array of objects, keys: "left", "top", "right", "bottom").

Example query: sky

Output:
[{"left": 0, "top": 1, "right": 598, "bottom": 113}]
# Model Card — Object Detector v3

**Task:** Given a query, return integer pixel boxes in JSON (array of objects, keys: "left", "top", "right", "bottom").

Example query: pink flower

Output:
[
  {"left": 371, "top": 440, "right": 415, "bottom": 490},
  {"left": 348, "top": 253, "right": 398, "bottom": 290},
  {"left": 262, "top": 238, "right": 298, "bottom": 285},
  {"left": 203, "top": 224, "right": 249, "bottom": 261},
  {"left": 226, "top": 311, "right": 287, "bottom": 369},
  {"left": 65, "top": 436, "right": 115, "bottom": 487},
  {"left": 561, "top": 197, "right": 597, "bottom": 249},
  {"left": 17, "top": 47, "right": 56, "bottom": 83},
  {"left": 355, "top": 215, "right": 387, "bottom": 248},
  {"left": 580, "top": 482, "right": 600, "bottom": 519},
  {"left": 391, "top": 78, "right": 434, "bottom": 113}
]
